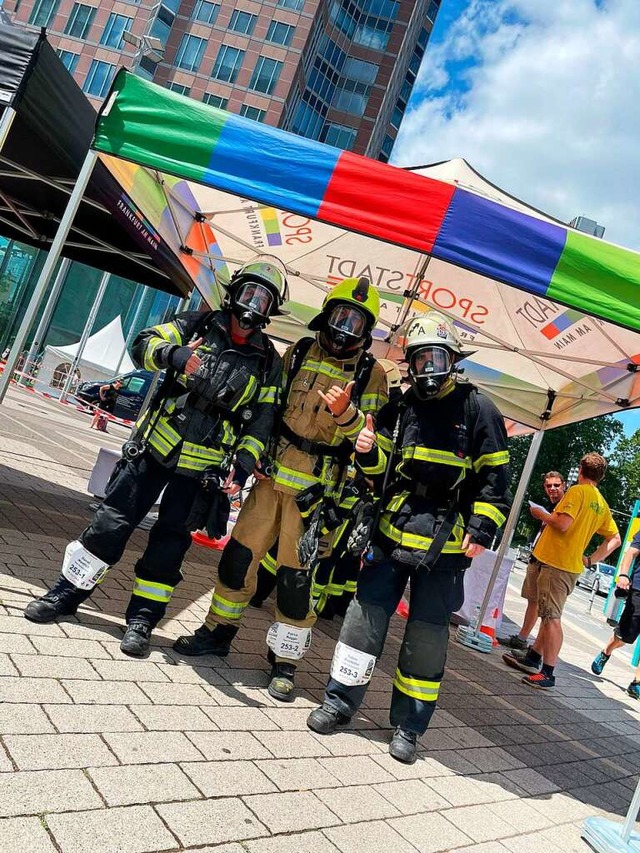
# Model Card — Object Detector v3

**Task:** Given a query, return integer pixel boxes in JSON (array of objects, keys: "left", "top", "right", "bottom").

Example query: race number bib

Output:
[
  {"left": 266, "top": 622, "right": 312, "bottom": 661},
  {"left": 330, "top": 641, "right": 376, "bottom": 687},
  {"left": 61, "top": 540, "right": 109, "bottom": 590}
]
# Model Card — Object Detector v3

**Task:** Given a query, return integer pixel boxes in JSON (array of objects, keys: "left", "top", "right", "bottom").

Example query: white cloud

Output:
[{"left": 393, "top": 0, "right": 640, "bottom": 250}]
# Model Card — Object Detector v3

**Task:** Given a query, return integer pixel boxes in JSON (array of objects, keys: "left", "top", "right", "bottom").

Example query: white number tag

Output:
[
  {"left": 266, "top": 622, "right": 312, "bottom": 661},
  {"left": 61, "top": 541, "right": 109, "bottom": 590},
  {"left": 330, "top": 641, "right": 376, "bottom": 687}
]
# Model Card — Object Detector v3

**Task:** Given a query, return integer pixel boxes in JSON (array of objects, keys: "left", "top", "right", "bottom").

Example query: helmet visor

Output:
[
  {"left": 327, "top": 304, "right": 367, "bottom": 340},
  {"left": 235, "top": 282, "right": 275, "bottom": 317},
  {"left": 410, "top": 345, "right": 452, "bottom": 380}
]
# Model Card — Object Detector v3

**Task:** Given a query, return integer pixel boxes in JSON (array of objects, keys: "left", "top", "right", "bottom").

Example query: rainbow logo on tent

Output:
[
  {"left": 259, "top": 207, "right": 282, "bottom": 246},
  {"left": 540, "top": 308, "right": 583, "bottom": 339}
]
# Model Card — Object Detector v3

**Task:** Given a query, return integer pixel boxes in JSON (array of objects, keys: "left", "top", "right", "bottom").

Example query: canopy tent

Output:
[
  {"left": 92, "top": 71, "right": 640, "bottom": 434},
  {"left": 35, "top": 315, "right": 135, "bottom": 391},
  {"left": 0, "top": 22, "right": 188, "bottom": 296}
]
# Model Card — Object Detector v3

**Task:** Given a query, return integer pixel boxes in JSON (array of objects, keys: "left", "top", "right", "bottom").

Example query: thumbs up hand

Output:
[
  {"left": 318, "top": 380, "right": 355, "bottom": 417},
  {"left": 184, "top": 337, "right": 204, "bottom": 375},
  {"left": 355, "top": 413, "right": 377, "bottom": 454}
]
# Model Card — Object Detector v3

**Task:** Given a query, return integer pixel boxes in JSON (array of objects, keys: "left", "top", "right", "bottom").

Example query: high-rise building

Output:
[{"left": 7, "top": 0, "right": 441, "bottom": 159}]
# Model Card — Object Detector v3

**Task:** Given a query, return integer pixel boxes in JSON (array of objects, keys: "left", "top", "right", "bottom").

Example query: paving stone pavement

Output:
[{"left": 1, "top": 389, "right": 639, "bottom": 851}]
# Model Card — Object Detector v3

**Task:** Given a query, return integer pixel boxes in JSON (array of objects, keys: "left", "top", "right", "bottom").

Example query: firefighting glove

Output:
[
  {"left": 297, "top": 508, "right": 322, "bottom": 568},
  {"left": 346, "top": 497, "right": 376, "bottom": 555}
]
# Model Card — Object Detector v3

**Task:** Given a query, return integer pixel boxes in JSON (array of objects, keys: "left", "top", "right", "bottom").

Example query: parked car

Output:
[
  {"left": 75, "top": 369, "right": 157, "bottom": 421},
  {"left": 577, "top": 562, "right": 616, "bottom": 596}
]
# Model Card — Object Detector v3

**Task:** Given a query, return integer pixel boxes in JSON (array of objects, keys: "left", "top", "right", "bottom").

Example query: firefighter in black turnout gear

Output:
[
  {"left": 307, "top": 312, "right": 511, "bottom": 764},
  {"left": 24, "top": 257, "right": 285, "bottom": 658}
]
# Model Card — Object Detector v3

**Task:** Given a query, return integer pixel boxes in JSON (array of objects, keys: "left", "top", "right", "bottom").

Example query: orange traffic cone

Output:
[{"left": 479, "top": 607, "right": 499, "bottom": 647}]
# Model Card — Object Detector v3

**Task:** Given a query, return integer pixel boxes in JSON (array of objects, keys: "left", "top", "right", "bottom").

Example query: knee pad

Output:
[
  {"left": 341, "top": 599, "right": 389, "bottom": 657},
  {"left": 218, "top": 537, "right": 253, "bottom": 591},
  {"left": 267, "top": 622, "right": 312, "bottom": 660},
  {"left": 277, "top": 567, "right": 311, "bottom": 620},
  {"left": 399, "top": 620, "right": 449, "bottom": 679},
  {"left": 330, "top": 640, "right": 376, "bottom": 687},
  {"left": 62, "top": 541, "right": 109, "bottom": 590}
]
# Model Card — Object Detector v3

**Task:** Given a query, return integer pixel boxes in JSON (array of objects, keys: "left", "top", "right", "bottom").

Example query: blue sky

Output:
[{"left": 393, "top": 0, "right": 640, "bottom": 441}]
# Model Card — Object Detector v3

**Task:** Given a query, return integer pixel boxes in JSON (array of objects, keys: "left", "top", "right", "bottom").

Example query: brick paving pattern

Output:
[{"left": 0, "top": 390, "right": 639, "bottom": 851}]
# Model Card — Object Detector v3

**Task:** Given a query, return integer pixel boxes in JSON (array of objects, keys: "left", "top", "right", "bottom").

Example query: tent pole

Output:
[
  {"left": 59, "top": 270, "right": 110, "bottom": 402},
  {"left": 114, "top": 284, "right": 147, "bottom": 375},
  {"left": 0, "top": 149, "right": 98, "bottom": 405},
  {"left": 20, "top": 258, "right": 71, "bottom": 387},
  {"left": 0, "top": 107, "right": 17, "bottom": 153}
]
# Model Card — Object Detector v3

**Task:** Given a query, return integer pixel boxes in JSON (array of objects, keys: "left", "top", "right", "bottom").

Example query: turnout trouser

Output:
[
  {"left": 205, "top": 478, "right": 318, "bottom": 661},
  {"left": 323, "top": 555, "right": 465, "bottom": 734},
  {"left": 80, "top": 453, "right": 201, "bottom": 627}
]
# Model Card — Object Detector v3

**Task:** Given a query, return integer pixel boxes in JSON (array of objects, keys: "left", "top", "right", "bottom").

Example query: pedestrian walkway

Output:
[{"left": 0, "top": 398, "right": 639, "bottom": 852}]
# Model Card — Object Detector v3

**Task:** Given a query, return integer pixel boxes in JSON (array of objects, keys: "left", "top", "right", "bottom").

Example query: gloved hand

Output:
[
  {"left": 297, "top": 510, "right": 322, "bottom": 567},
  {"left": 346, "top": 498, "right": 376, "bottom": 555}
]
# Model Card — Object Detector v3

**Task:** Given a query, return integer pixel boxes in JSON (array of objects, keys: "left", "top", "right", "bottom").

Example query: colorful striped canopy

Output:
[{"left": 93, "top": 71, "right": 640, "bottom": 431}]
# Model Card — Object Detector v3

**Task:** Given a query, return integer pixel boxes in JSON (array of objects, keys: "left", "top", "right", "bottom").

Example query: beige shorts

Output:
[{"left": 523, "top": 558, "right": 578, "bottom": 620}]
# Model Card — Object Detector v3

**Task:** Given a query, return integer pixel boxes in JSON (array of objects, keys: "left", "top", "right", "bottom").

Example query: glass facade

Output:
[
  {"left": 212, "top": 45, "right": 245, "bottom": 83},
  {"left": 83, "top": 60, "right": 116, "bottom": 98},
  {"left": 192, "top": 0, "right": 219, "bottom": 24},
  {"left": 28, "top": 0, "right": 60, "bottom": 27},
  {"left": 249, "top": 57, "right": 283, "bottom": 95},
  {"left": 229, "top": 9, "right": 256, "bottom": 35},
  {"left": 203, "top": 93, "right": 229, "bottom": 109},
  {"left": 56, "top": 48, "right": 79, "bottom": 73},
  {"left": 240, "top": 104, "right": 266, "bottom": 122},
  {"left": 266, "top": 20, "right": 294, "bottom": 46},
  {"left": 101, "top": 13, "right": 132, "bottom": 49},
  {"left": 65, "top": 3, "right": 96, "bottom": 39},
  {"left": 176, "top": 34, "right": 207, "bottom": 72}
]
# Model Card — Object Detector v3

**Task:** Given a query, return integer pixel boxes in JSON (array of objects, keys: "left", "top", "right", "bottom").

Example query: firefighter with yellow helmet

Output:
[
  {"left": 24, "top": 257, "right": 286, "bottom": 657},
  {"left": 307, "top": 311, "right": 511, "bottom": 763},
  {"left": 175, "top": 276, "right": 388, "bottom": 702}
]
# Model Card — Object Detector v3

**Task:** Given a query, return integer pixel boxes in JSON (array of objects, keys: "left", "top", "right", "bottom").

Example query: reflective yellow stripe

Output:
[
  {"left": 210, "top": 592, "right": 248, "bottom": 620},
  {"left": 472, "top": 501, "right": 507, "bottom": 527},
  {"left": 380, "top": 514, "right": 465, "bottom": 553},
  {"left": 155, "top": 322, "right": 181, "bottom": 346},
  {"left": 301, "top": 360, "right": 346, "bottom": 381},
  {"left": 339, "top": 411, "right": 365, "bottom": 440},
  {"left": 360, "top": 392, "right": 383, "bottom": 410},
  {"left": 473, "top": 450, "right": 510, "bottom": 472},
  {"left": 359, "top": 446, "right": 386, "bottom": 475},
  {"left": 258, "top": 386, "right": 278, "bottom": 404},
  {"left": 237, "top": 435, "right": 264, "bottom": 463},
  {"left": 393, "top": 669, "right": 440, "bottom": 701},
  {"left": 378, "top": 433, "right": 394, "bottom": 453},
  {"left": 260, "top": 551, "right": 277, "bottom": 575},
  {"left": 235, "top": 374, "right": 257, "bottom": 409},
  {"left": 403, "top": 446, "right": 472, "bottom": 470},
  {"left": 272, "top": 464, "right": 319, "bottom": 492},
  {"left": 344, "top": 580, "right": 357, "bottom": 592},
  {"left": 386, "top": 490, "right": 410, "bottom": 512},
  {"left": 132, "top": 578, "right": 174, "bottom": 603},
  {"left": 143, "top": 338, "right": 165, "bottom": 371}
]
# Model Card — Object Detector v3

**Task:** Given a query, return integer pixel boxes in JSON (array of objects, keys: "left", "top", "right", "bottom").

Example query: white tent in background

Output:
[{"left": 35, "top": 316, "right": 135, "bottom": 391}]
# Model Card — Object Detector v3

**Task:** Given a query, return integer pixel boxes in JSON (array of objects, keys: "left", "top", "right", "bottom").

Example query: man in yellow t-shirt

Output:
[{"left": 503, "top": 452, "right": 620, "bottom": 689}]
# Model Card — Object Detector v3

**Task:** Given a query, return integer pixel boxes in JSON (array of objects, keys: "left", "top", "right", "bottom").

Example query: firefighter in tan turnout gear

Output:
[
  {"left": 307, "top": 312, "right": 511, "bottom": 763},
  {"left": 175, "top": 277, "right": 388, "bottom": 702},
  {"left": 24, "top": 257, "right": 285, "bottom": 658}
]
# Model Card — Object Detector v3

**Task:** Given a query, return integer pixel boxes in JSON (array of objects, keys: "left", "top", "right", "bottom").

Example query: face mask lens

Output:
[
  {"left": 327, "top": 305, "right": 366, "bottom": 339},
  {"left": 411, "top": 346, "right": 451, "bottom": 379},
  {"left": 236, "top": 282, "right": 274, "bottom": 316}
]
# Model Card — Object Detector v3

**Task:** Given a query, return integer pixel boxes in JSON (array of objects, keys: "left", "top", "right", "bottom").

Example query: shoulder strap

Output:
[
  {"left": 463, "top": 385, "right": 481, "bottom": 436},
  {"left": 283, "top": 336, "right": 314, "bottom": 405},
  {"left": 351, "top": 351, "right": 375, "bottom": 408}
]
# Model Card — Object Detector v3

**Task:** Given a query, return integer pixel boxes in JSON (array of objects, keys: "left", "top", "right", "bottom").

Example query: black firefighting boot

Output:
[
  {"left": 389, "top": 727, "right": 418, "bottom": 764},
  {"left": 173, "top": 624, "right": 238, "bottom": 656},
  {"left": 24, "top": 574, "right": 92, "bottom": 624},
  {"left": 120, "top": 620, "right": 152, "bottom": 657},
  {"left": 306, "top": 703, "right": 351, "bottom": 734},
  {"left": 268, "top": 661, "right": 296, "bottom": 703}
]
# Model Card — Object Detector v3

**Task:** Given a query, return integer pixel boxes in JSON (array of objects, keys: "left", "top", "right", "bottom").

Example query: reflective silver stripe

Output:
[
  {"left": 132, "top": 579, "right": 173, "bottom": 602},
  {"left": 210, "top": 594, "right": 248, "bottom": 620}
]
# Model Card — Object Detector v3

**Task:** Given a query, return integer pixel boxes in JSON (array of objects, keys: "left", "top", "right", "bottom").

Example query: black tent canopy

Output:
[{"left": 0, "top": 23, "right": 189, "bottom": 296}]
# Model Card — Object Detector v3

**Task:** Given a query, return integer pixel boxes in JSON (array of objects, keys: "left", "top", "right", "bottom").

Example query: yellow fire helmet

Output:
[{"left": 308, "top": 276, "right": 380, "bottom": 332}]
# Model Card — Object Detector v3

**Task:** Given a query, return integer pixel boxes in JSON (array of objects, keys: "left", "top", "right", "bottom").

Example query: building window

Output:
[
  {"left": 138, "top": 55, "right": 157, "bottom": 79},
  {"left": 291, "top": 100, "right": 324, "bottom": 140},
  {"left": 229, "top": 9, "right": 257, "bottom": 35},
  {"left": 192, "top": 0, "right": 219, "bottom": 24},
  {"left": 390, "top": 104, "right": 404, "bottom": 129},
  {"left": 427, "top": 1, "right": 439, "bottom": 24},
  {"left": 240, "top": 104, "right": 266, "bottom": 122},
  {"left": 101, "top": 13, "right": 132, "bottom": 49},
  {"left": 83, "top": 59, "right": 115, "bottom": 98},
  {"left": 65, "top": 3, "right": 96, "bottom": 39},
  {"left": 28, "top": 0, "right": 60, "bottom": 27},
  {"left": 323, "top": 122, "right": 356, "bottom": 151},
  {"left": 56, "top": 49, "right": 79, "bottom": 73},
  {"left": 176, "top": 34, "right": 206, "bottom": 72},
  {"left": 203, "top": 93, "right": 228, "bottom": 109},
  {"left": 342, "top": 56, "right": 378, "bottom": 84},
  {"left": 332, "top": 79, "right": 371, "bottom": 115},
  {"left": 212, "top": 45, "right": 244, "bottom": 83},
  {"left": 266, "top": 21, "right": 294, "bottom": 46},
  {"left": 168, "top": 82, "right": 190, "bottom": 96},
  {"left": 249, "top": 57, "right": 283, "bottom": 95},
  {"left": 361, "top": 0, "right": 399, "bottom": 17},
  {"left": 277, "top": 0, "right": 304, "bottom": 9},
  {"left": 380, "top": 134, "right": 394, "bottom": 158}
]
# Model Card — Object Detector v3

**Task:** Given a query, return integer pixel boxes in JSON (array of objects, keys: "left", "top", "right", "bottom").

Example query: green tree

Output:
[{"left": 508, "top": 415, "right": 628, "bottom": 546}]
